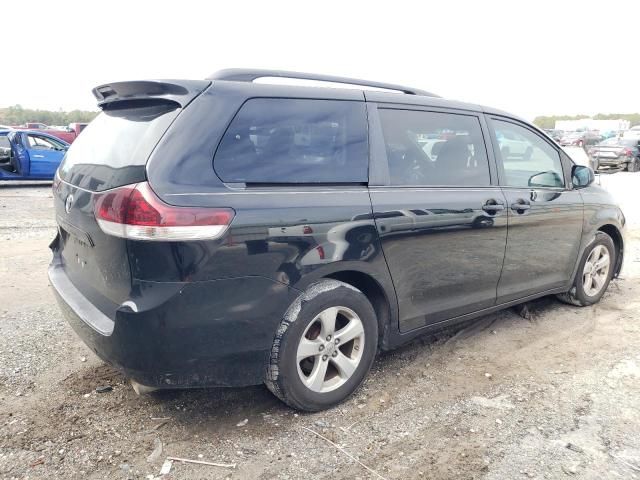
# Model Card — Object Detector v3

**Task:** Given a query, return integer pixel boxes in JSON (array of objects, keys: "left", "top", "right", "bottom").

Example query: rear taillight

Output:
[
  {"left": 303, "top": 225, "right": 313, "bottom": 234},
  {"left": 94, "top": 182, "right": 234, "bottom": 241}
]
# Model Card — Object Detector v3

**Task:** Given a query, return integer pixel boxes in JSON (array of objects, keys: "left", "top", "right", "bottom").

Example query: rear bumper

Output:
[
  {"left": 595, "top": 157, "right": 626, "bottom": 168},
  {"left": 49, "top": 262, "right": 299, "bottom": 388}
]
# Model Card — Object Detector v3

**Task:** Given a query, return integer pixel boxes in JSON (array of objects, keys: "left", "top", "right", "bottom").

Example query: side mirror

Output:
[{"left": 572, "top": 165, "right": 595, "bottom": 188}]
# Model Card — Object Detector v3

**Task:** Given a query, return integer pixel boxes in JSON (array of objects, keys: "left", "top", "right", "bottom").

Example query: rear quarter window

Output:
[{"left": 213, "top": 98, "right": 368, "bottom": 184}]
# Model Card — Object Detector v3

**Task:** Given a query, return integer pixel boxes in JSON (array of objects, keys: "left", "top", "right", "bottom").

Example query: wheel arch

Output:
[
  {"left": 323, "top": 270, "right": 394, "bottom": 350},
  {"left": 597, "top": 224, "right": 624, "bottom": 277}
]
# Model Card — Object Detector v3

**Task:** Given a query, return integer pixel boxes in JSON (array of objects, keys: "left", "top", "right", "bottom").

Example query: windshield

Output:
[{"left": 58, "top": 102, "right": 179, "bottom": 191}]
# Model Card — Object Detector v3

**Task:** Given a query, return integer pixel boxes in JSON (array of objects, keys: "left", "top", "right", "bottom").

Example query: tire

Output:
[
  {"left": 626, "top": 158, "right": 639, "bottom": 172},
  {"left": 265, "top": 279, "right": 378, "bottom": 411},
  {"left": 557, "top": 231, "right": 616, "bottom": 307}
]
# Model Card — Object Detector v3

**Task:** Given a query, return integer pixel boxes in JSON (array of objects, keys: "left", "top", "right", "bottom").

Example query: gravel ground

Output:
[{"left": 0, "top": 175, "right": 639, "bottom": 480}]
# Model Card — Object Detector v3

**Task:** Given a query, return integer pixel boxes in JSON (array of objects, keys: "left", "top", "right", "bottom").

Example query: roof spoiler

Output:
[
  {"left": 92, "top": 80, "right": 211, "bottom": 109},
  {"left": 208, "top": 68, "right": 439, "bottom": 97}
]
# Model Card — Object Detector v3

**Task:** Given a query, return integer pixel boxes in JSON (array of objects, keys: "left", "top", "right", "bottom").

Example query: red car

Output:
[{"left": 15, "top": 122, "right": 88, "bottom": 144}]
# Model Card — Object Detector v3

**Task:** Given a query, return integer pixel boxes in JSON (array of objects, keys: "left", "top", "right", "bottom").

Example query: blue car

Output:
[{"left": 0, "top": 129, "right": 69, "bottom": 180}]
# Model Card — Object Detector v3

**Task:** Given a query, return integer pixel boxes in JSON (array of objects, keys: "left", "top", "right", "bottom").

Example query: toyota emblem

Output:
[{"left": 65, "top": 194, "right": 74, "bottom": 214}]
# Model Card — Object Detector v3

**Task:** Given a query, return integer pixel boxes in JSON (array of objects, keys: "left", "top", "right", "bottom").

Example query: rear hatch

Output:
[
  {"left": 591, "top": 145, "right": 625, "bottom": 159},
  {"left": 52, "top": 80, "right": 210, "bottom": 306}
]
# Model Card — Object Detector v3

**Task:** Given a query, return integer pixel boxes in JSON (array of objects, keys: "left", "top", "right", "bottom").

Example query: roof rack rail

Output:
[{"left": 207, "top": 68, "right": 439, "bottom": 97}]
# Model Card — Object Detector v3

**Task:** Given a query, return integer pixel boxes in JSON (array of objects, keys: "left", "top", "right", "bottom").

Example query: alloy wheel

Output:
[
  {"left": 296, "top": 306, "right": 365, "bottom": 393},
  {"left": 582, "top": 245, "right": 611, "bottom": 296}
]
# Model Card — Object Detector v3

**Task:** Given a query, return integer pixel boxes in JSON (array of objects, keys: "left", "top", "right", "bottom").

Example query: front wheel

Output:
[
  {"left": 557, "top": 232, "right": 616, "bottom": 306},
  {"left": 626, "top": 158, "right": 639, "bottom": 172},
  {"left": 265, "top": 279, "right": 378, "bottom": 411}
]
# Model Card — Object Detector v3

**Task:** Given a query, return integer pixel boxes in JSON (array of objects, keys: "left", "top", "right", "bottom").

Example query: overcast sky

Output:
[{"left": 3, "top": 0, "right": 638, "bottom": 120}]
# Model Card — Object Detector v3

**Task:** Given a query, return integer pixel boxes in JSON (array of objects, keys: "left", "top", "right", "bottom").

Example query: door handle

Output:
[
  {"left": 482, "top": 199, "right": 505, "bottom": 214},
  {"left": 510, "top": 199, "right": 531, "bottom": 212},
  {"left": 32, "top": 154, "right": 45, "bottom": 158}
]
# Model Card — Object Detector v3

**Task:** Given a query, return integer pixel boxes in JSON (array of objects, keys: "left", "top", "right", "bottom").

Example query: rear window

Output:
[
  {"left": 213, "top": 98, "right": 368, "bottom": 184},
  {"left": 58, "top": 102, "right": 179, "bottom": 191}
]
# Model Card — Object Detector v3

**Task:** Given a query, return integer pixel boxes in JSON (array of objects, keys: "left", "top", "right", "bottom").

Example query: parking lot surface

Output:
[{"left": 1, "top": 175, "right": 639, "bottom": 480}]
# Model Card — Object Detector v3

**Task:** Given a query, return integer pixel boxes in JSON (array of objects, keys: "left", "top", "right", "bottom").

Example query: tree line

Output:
[
  {"left": 0, "top": 105, "right": 99, "bottom": 127},
  {"left": 3, "top": 103, "right": 639, "bottom": 131},
  {"left": 533, "top": 113, "right": 640, "bottom": 129}
]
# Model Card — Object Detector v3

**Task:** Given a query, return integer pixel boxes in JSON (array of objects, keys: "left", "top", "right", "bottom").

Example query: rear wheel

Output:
[
  {"left": 265, "top": 279, "right": 377, "bottom": 411},
  {"left": 557, "top": 231, "right": 615, "bottom": 306}
]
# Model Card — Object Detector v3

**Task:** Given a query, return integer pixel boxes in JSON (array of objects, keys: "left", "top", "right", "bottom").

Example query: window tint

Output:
[
  {"left": 214, "top": 98, "right": 368, "bottom": 184},
  {"left": 492, "top": 120, "right": 564, "bottom": 188},
  {"left": 378, "top": 109, "right": 490, "bottom": 186}
]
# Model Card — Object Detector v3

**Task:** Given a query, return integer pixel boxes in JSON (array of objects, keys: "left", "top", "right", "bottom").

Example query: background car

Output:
[
  {"left": 543, "top": 129, "right": 564, "bottom": 143},
  {"left": 560, "top": 130, "right": 602, "bottom": 147},
  {"left": 600, "top": 130, "right": 618, "bottom": 139},
  {"left": 589, "top": 137, "right": 640, "bottom": 172},
  {"left": 496, "top": 128, "right": 533, "bottom": 158},
  {"left": 11, "top": 122, "right": 88, "bottom": 144},
  {"left": 0, "top": 129, "right": 69, "bottom": 180}
]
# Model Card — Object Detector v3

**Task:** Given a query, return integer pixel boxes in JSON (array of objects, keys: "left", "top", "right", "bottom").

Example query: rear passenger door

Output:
[
  {"left": 487, "top": 117, "right": 583, "bottom": 303},
  {"left": 368, "top": 106, "right": 508, "bottom": 331},
  {"left": 209, "top": 96, "right": 394, "bottom": 290}
]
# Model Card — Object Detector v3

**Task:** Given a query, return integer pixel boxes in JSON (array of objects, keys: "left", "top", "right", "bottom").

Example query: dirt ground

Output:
[{"left": 1, "top": 174, "right": 639, "bottom": 480}]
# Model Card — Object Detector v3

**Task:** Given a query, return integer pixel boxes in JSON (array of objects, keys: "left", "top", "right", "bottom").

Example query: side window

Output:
[
  {"left": 214, "top": 98, "right": 368, "bottom": 184},
  {"left": 378, "top": 109, "right": 490, "bottom": 186},
  {"left": 491, "top": 119, "right": 564, "bottom": 188},
  {"left": 27, "top": 135, "right": 58, "bottom": 150}
]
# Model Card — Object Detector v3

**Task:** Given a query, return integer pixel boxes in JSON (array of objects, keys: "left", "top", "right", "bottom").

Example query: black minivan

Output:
[{"left": 50, "top": 69, "right": 626, "bottom": 411}]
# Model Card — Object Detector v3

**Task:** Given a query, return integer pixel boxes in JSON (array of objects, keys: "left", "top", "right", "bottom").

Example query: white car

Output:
[{"left": 496, "top": 129, "right": 532, "bottom": 158}]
